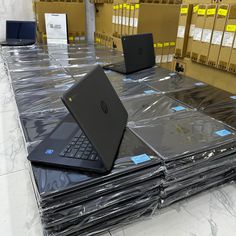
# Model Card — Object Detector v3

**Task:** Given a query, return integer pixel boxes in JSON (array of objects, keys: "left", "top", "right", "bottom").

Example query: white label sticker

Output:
[
  {"left": 201, "top": 29, "right": 212, "bottom": 43},
  {"left": 155, "top": 55, "right": 162, "bottom": 64},
  {"left": 112, "top": 15, "right": 116, "bottom": 24},
  {"left": 122, "top": 16, "right": 125, "bottom": 25},
  {"left": 115, "top": 16, "right": 119, "bottom": 24},
  {"left": 193, "top": 28, "right": 203, "bottom": 41},
  {"left": 129, "top": 18, "right": 134, "bottom": 26},
  {"left": 119, "top": 16, "right": 122, "bottom": 25},
  {"left": 168, "top": 54, "right": 174, "bottom": 62},
  {"left": 211, "top": 31, "right": 223, "bottom": 45},
  {"left": 189, "top": 24, "right": 195, "bottom": 37},
  {"left": 162, "top": 55, "right": 168, "bottom": 63},
  {"left": 125, "top": 17, "right": 129, "bottom": 26},
  {"left": 177, "top": 26, "right": 185, "bottom": 38},
  {"left": 222, "top": 32, "right": 234, "bottom": 47},
  {"left": 134, "top": 18, "right": 138, "bottom": 28}
]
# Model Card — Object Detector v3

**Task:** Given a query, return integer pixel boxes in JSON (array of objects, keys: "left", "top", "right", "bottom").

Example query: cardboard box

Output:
[
  {"left": 129, "top": 4, "right": 135, "bottom": 35},
  {"left": 136, "top": 4, "right": 180, "bottom": 43},
  {"left": 35, "top": 2, "right": 86, "bottom": 35},
  {"left": 121, "top": 4, "right": 127, "bottom": 35},
  {"left": 133, "top": 3, "right": 140, "bottom": 35},
  {"left": 124, "top": 4, "right": 130, "bottom": 35},
  {"left": 198, "top": 4, "right": 218, "bottom": 64},
  {"left": 95, "top": 3, "right": 113, "bottom": 35},
  {"left": 168, "top": 41, "right": 176, "bottom": 64},
  {"left": 117, "top": 3, "right": 124, "bottom": 36},
  {"left": 191, "top": 4, "right": 207, "bottom": 62},
  {"left": 112, "top": 4, "right": 118, "bottom": 36},
  {"left": 218, "top": 4, "right": 236, "bottom": 70},
  {"left": 175, "top": 4, "right": 193, "bottom": 58},
  {"left": 229, "top": 37, "right": 236, "bottom": 73},
  {"left": 186, "top": 3, "right": 199, "bottom": 57},
  {"left": 155, "top": 42, "right": 163, "bottom": 64},
  {"left": 208, "top": 4, "right": 229, "bottom": 67},
  {"left": 161, "top": 42, "right": 170, "bottom": 65}
]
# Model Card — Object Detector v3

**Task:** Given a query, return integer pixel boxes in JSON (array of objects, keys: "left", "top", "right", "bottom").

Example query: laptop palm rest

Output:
[{"left": 50, "top": 122, "right": 78, "bottom": 140}]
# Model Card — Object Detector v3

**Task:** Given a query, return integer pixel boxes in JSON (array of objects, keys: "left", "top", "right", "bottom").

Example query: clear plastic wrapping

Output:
[
  {"left": 144, "top": 72, "right": 203, "bottom": 93},
  {"left": 168, "top": 85, "right": 234, "bottom": 110},
  {"left": 123, "top": 94, "right": 193, "bottom": 123},
  {"left": 130, "top": 111, "right": 236, "bottom": 161},
  {"left": 3, "top": 44, "right": 236, "bottom": 236}
]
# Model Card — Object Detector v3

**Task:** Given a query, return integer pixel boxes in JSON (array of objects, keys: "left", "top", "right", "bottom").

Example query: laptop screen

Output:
[{"left": 6, "top": 21, "right": 36, "bottom": 40}]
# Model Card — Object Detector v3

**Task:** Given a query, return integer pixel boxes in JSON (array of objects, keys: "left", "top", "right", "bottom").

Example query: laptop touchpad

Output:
[{"left": 50, "top": 122, "right": 77, "bottom": 140}]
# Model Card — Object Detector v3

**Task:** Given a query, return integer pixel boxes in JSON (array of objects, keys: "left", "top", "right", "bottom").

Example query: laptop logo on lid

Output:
[{"left": 100, "top": 100, "right": 108, "bottom": 114}]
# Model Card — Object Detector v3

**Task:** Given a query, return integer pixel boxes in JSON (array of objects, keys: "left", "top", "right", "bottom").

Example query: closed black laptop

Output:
[
  {"left": 103, "top": 33, "right": 155, "bottom": 75},
  {"left": 1, "top": 21, "right": 36, "bottom": 46},
  {"left": 27, "top": 66, "right": 128, "bottom": 173}
]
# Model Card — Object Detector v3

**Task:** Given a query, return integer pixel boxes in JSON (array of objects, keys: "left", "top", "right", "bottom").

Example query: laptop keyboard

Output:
[{"left": 59, "top": 131, "right": 99, "bottom": 161}]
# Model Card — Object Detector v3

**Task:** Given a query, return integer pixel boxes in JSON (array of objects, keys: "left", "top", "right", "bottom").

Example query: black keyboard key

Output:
[
  {"left": 59, "top": 151, "right": 66, "bottom": 157},
  {"left": 89, "top": 154, "right": 96, "bottom": 161},
  {"left": 75, "top": 151, "right": 83, "bottom": 159}
]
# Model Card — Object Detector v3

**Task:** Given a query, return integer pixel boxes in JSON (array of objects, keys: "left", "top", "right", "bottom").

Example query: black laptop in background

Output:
[
  {"left": 1, "top": 21, "right": 36, "bottom": 46},
  {"left": 27, "top": 66, "right": 128, "bottom": 173},
  {"left": 103, "top": 33, "right": 155, "bottom": 75}
]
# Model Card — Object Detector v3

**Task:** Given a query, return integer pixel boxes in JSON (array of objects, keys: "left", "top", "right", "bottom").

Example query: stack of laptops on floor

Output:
[{"left": 3, "top": 40, "right": 236, "bottom": 235}]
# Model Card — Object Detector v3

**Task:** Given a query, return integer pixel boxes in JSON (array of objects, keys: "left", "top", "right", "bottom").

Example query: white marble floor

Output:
[{"left": 1, "top": 56, "right": 236, "bottom": 236}]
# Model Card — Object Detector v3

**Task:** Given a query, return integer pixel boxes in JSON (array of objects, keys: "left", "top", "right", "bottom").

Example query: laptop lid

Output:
[
  {"left": 6, "top": 21, "right": 36, "bottom": 41},
  {"left": 62, "top": 65, "right": 128, "bottom": 171},
  {"left": 122, "top": 33, "right": 155, "bottom": 73}
]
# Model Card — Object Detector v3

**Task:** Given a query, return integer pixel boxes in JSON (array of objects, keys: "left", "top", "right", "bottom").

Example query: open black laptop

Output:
[
  {"left": 103, "top": 33, "right": 155, "bottom": 75},
  {"left": 1, "top": 21, "right": 36, "bottom": 46},
  {"left": 27, "top": 66, "right": 128, "bottom": 173}
]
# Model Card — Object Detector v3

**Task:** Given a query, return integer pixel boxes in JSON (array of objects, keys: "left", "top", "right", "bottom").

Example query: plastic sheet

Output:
[
  {"left": 20, "top": 109, "right": 68, "bottom": 142},
  {"left": 30, "top": 128, "right": 161, "bottom": 200},
  {"left": 4, "top": 44, "right": 236, "bottom": 236},
  {"left": 42, "top": 179, "right": 161, "bottom": 229},
  {"left": 161, "top": 168, "right": 236, "bottom": 207},
  {"left": 168, "top": 85, "right": 234, "bottom": 110},
  {"left": 144, "top": 72, "right": 204, "bottom": 93},
  {"left": 123, "top": 94, "right": 192, "bottom": 123},
  {"left": 15, "top": 92, "right": 64, "bottom": 114},
  {"left": 130, "top": 111, "right": 236, "bottom": 161}
]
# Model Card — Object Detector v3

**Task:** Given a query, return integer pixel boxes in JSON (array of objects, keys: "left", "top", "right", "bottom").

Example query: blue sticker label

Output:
[
  {"left": 215, "top": 129, "right": 232, "bottom": 137},
  {"left": 143, "top": 90, "right": 157, "bottom": 95},
  {"left": 131, "top": 154, "right": 151, "bottom": 165},
  {"left": 45, "top": 149, "right": 54, "bottom": 155},
  {"left": 172, "top": 106, "right": 186, "bottom": 112},
  {"left": 230, "top": 95, "right": 236, "bottom": 100},
  {"left": 195, "top": 82, "right": 205, "bottom": 86}
]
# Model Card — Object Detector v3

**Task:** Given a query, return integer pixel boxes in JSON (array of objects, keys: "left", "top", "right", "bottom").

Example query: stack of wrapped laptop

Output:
[{"left": 2, "top": 44, "right": 236, "bottom": 235}]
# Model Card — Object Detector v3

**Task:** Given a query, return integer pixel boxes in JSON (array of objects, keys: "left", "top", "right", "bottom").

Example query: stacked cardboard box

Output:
[
  {"left": 109, "top": 3, "right": 181, "bottom": 69},
  {"left": 34, "top": 1, "right": 86, "bottom": 44},
  {"left": 175, "top": 1, "right": 236, "bottom": 75}
]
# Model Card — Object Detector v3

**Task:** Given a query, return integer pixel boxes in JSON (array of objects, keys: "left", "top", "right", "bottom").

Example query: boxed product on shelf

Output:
[
  {"left": 218, "top": 4, "right": 236, "bottom": 71},
  {"left": 35, "top": 1, "right": 86, "bottom": 43},
  {"left": 197, "top": 4, "right": 218, "bottom": 64},
  {"left": 175, "top": 3, "right": 193, "bottom": 58},
  {"left": 190, "top": 4, "right": 208, "bottom": 61},
  {"left": 185, "top": 3, "right": 198, "bottom": 57},
  {"left": 95, "top": 3, "right": 113, "bottom": 35},
  {"left": 228, "top": 37, "right": 236, "bottom": 73},
  {"left": 207, "top": 4, "right": 230, "bottom": 67}
]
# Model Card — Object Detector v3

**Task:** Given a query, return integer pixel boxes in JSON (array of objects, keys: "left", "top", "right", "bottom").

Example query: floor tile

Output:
[
  {"left": 0, "top": 169, "right": 43, "bottom": 236},
  {"left": 0, "top": 110, "right": 28, "bottom": 175},
  {"left": 111, "top": 183, "right": 236, "bottom": 236}
]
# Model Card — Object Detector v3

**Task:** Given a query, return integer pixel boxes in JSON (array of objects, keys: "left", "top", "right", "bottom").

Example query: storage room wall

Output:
[{"left": 0, "top": 0, "right": 34, "bottom": 41}]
